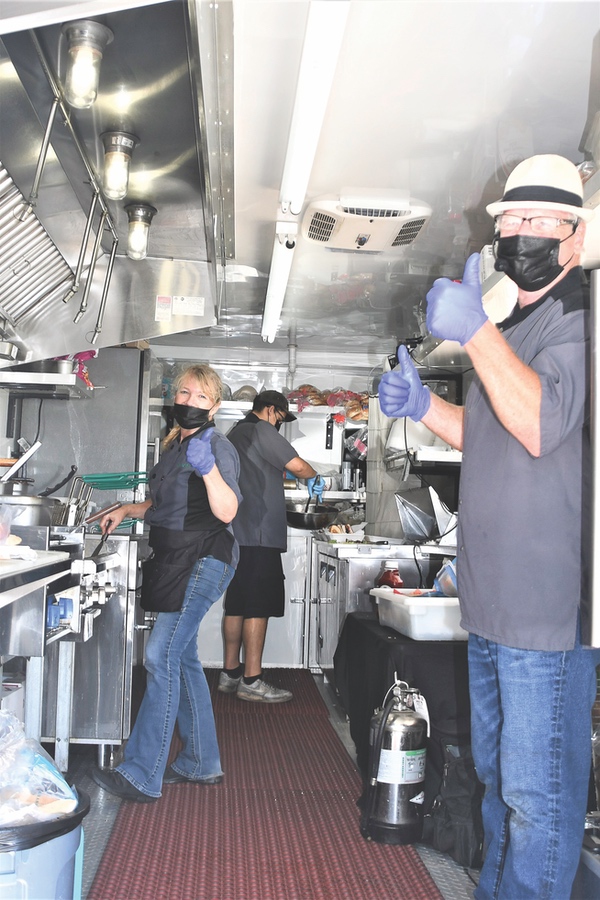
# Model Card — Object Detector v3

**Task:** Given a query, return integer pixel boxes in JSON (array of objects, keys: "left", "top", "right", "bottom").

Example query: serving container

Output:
[{"left": 370, "top": 587, "right": 468, "bottom": 641}]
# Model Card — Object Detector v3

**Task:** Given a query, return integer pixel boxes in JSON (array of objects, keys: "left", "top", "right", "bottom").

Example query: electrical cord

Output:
[{"left": 33, "top": 398, "right": 44, "bottom": 444}]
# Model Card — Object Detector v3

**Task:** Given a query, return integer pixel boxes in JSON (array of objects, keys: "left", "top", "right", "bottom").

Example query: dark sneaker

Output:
[
  {"left": 163, "top": 766, "right": 223, "bottom": 785},
  {"left": 218, "top": 671, "right": 242, "bottom": 693},
  {"left": 92, "top": 767, "right": 157, "bottom": 803},
  {"left": 236, "top": 678, "right": 292, "bottom": 703}
]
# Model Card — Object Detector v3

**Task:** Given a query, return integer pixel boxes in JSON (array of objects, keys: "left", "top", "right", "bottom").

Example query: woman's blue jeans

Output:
[
  {"left": 117, "top": 556, "right": 234, "bottom": 797},
  {"left": 469, "top": 632, "right": 600, "bottom": 899}
]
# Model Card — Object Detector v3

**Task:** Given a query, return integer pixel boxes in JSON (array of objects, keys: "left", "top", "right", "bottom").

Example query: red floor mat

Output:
[{"left": 87, "top": 669, "right": 442, "bottom": 900}]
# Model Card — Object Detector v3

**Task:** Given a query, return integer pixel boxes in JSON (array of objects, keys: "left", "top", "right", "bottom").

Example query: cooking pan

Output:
[{"left": 286, "top": 499, "right": 343, "bottom": 530}]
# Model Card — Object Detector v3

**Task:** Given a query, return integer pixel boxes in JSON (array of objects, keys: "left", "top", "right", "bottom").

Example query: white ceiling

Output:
[
  {"left": 165, "top": 0, "right": 600, "bottom": 363},
  {"left": 0, "top": 0, "right": 598, "bottom": 374}
]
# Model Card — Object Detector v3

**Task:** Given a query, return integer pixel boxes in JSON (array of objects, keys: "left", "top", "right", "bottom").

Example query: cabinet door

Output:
[
  {"left": 317, "top": 559, "right": 339, "bottom": 671},
  {"left": 263, "top": 530, "right": 307, "bottom": 666}
]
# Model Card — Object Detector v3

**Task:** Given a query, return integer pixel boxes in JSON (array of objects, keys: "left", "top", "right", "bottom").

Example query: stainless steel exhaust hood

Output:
[{"left": 0, "top": 1, "right": 224, "bottom": 368}]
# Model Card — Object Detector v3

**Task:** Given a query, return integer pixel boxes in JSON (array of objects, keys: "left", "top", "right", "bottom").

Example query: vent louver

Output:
[
  {"left": 306, "top": 211, "right": 337, "bottom": 243},
  {"left": 392, "top": 218, "right": 428, "bottom": 246},
  {"left": 301, "top": 191, "right": 431, "bottom": 251},
  {"left": 342, "top": 204, "right": 411, "bottom": 217},
  {"left": 0, "top": 163, "right": 74, "bottom": 323}
]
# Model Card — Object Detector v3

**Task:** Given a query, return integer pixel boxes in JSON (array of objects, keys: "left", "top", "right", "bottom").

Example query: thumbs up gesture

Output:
[
  {"left": 186, "top": 429, "right": 216, "bottom": 476},
  {"left": 426, "top": 253, "right": 488, "bottom": 346},
  {"left": 378, "top": 346, "right": 431, "bottom": 422}
]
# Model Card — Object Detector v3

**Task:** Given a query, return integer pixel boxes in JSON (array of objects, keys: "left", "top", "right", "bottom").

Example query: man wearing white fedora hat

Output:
[{"left": 379, "top": 154, "right": 599, "bottom": 899}]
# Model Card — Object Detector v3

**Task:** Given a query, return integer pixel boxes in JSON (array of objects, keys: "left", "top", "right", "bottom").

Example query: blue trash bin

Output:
[{"left": 0, "top": 789, "right": 89, "bottom": 900}]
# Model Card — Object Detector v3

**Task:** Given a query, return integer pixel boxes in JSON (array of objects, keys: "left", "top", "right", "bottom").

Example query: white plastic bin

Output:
[
  {"left": 0, "top": 790, "right": 89, "bottom": 900},
  {"left": 371, "top": 588, "right": 468, "bottom": 641}
]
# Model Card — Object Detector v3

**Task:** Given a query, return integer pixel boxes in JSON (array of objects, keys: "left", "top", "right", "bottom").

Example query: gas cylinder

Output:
[{"left": 360, "top": 681, "right": 427, "bottom": 845}]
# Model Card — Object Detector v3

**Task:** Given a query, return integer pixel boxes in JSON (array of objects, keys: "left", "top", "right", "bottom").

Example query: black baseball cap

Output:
[{"left": 253, "top": 390, "right": 297, "bottom": 422}]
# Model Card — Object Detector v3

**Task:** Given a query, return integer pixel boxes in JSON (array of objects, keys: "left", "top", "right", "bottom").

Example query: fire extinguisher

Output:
[{"left": 360, "top": 679, "right": 428, "bottom": 845}]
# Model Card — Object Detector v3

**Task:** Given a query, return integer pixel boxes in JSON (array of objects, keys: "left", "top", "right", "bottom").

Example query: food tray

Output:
[{"left": 370, "top": 587, "right": 468, "bottom": 641}]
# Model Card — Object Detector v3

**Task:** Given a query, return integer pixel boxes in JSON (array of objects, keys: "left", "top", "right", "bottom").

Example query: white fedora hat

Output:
[{"left": 486, "top": 154, "right": 594, "bottom": 222}]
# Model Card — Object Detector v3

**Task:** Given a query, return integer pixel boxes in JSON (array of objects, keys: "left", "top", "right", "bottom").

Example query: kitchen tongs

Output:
[{"left": 90, "top": 529, "right": 109, "bottom": 558}]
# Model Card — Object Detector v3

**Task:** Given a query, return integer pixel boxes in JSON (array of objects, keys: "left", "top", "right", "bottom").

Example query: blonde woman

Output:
[{"left": 93, "top": 365, "right": 241, "bottom": 801}]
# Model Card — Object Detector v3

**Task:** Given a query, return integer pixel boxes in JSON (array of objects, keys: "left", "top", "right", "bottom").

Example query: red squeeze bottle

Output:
[{"left": 376, "top": 562, "right": 404, "bottom": 588}]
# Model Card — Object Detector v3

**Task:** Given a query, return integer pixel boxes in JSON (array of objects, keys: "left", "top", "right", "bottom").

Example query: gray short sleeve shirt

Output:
[
  {"left": 227, "top": 413, "right": 297, "bottom": 550},
  {"left": 457, "top": 268, "right": 590, "bottom": 651}
]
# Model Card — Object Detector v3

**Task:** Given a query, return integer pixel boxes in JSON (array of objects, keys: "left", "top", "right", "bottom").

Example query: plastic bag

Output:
[
  {"left": 0, "top": 711, "right": 77, "bottom": 826},
  {"left": 395, "top": 493, "right": 436, "bottom": 541},
  {"left": 344, "top": 426, "right": 368, "bottom": 461},
  {"left": 434, "top": 557, "right": 458, "bottom": 596},
  {"left": 0, "top": 504, "right": 17, "bottom": 544}
]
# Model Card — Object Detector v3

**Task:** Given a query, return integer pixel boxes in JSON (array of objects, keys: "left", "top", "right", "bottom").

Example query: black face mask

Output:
[
  {"left": 173, "top": 404, "right": 213, "bottom": 431},
  {"left": 493, "top": 233, "right": 573, "bottom": 292}
]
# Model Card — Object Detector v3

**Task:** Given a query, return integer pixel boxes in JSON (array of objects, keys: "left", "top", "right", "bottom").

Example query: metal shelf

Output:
[
  {"left": 0, "top": 550, "right": 72, "bottom": 610},
  {"left": 0, "top": 371, "right": 92, "bottom": 399}
]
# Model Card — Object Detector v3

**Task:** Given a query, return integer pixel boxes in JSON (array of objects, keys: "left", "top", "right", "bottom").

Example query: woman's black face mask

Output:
[
  {"left": 173, "top": 404, "right": 212, "bottom": 430},
  {"left": 493, "top": 233, "right": 574, "bottom": 292}
]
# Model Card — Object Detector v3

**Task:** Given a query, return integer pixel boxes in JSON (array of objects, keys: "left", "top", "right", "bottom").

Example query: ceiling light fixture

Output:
[
  {"left": 278, "top": 1, "right": 349, "bottom": 216},
  {"left": 61, "top": 20, "right": 114, "bottom": 109},
  {"left": 261, "top": 1, "right": 349, "bottom": 342},
  {"left": 261, "top": 224, "right": 298, "bottom": 343},
  {"left": 101, "top": 131, "right": 139, "bottom": 200},
  {"left": 125, "top": 203, "right": 157, "bottom": 261}
]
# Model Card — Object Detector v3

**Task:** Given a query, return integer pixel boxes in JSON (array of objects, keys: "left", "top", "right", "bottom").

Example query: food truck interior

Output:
[{"left": 0, "top": 1, "right": 599, "bottom": 898}]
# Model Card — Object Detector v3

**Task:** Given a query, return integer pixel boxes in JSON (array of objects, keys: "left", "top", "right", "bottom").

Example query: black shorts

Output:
[{"left": 224, "top": 546, "right": 285, "bottom": 618}]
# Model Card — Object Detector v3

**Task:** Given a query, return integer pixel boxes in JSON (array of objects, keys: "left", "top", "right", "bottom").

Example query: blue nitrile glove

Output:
[
  {"left": 186, "top": 429, "right": 215, "bottom": 476},
  {"left": 307, "top": 475, "right": 325, "bottom": 502},
  {"left": 378, "top": 345, "right": 431, "bottom": 422},
  {"left": 426, "top": 253, "right": 488, "bottom": 345}
]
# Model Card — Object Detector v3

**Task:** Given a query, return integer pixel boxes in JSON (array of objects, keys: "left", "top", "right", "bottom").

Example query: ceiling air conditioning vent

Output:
[
  {"left": 341, "top": 204, "right": 410, "bottom": 218},
  {"left": 301, "top": 189, "right": 432, "bottom": 252},
  {"left": 306, "top": 210, "right": 338, "bottom": 243},
  {"left": 392, "top": 218, "right": 428, "bottom": 246}
]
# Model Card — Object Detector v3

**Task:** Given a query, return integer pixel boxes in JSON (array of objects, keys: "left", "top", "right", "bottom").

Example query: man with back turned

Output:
[
  {"left": 220, "top": 389, "right": 321, "bottom": 703},
  {"left": 378, "top": 155, "right": 599, "bottom": 898}
]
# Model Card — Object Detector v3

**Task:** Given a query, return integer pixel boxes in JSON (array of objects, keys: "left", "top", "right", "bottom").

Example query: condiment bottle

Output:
[{"left": 376, "top": 561, "right": 404, "bottom": 589}]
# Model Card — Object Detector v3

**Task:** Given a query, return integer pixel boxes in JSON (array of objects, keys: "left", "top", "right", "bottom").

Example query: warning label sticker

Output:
[{"left": 376, "top": 748, "right": 426, "bottom": 784}]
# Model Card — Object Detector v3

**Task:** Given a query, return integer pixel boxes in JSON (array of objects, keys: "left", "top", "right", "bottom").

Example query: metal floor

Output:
[{"left": 68, "top": 673, "right": 478, "bottom": 900}]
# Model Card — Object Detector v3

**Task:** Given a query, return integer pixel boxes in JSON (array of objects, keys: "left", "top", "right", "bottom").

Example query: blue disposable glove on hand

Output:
[
  {"left": 426, "top": 253, "right": 488, "bottom": 346},
  {"left": 378, "top": 345, "right": 431, "bottom": 422},
  {"left": 186, "top": 429, "right": 215, "bottom": 476},
  {"left": 307, "top": 475, "right": 325, "bottom": 502}
]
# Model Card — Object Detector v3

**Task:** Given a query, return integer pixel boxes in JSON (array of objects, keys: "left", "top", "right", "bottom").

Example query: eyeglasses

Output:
[
  {"left": 494, "top": 214, "right": 578, "bottom": 236},
  {"left": 275, "top": 409, "right": 287, "bottom": 422}
]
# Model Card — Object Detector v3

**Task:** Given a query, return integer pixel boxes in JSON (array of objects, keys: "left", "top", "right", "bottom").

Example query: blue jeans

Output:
[
  {"left": 469, "top": 631, "right": 600, "bottom": 899},
  {"left": 117, "top": 556, "right": 234, "bottom": 797}
]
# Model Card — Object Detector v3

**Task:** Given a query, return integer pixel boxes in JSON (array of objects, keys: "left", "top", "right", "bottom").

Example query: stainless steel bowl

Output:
[
  {"left": 285, "top": 500, "right": 341, "bottom": 530},
  {"left": 0, "top": 494, "right": 61, "bottom": 525}
]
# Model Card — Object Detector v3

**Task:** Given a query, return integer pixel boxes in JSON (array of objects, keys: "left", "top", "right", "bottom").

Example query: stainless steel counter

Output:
[
  {"left": 309, "top": 539, "right": 449, "bottom": 678},
  {"left": 313, "top": 539, "right": 456, "bottom": 559},
  {"left": 0, "top": 550, "right": 71, "bottom": 609},
  {"left": 284, "top": 489, "right": 366, "bottom": 502}
]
